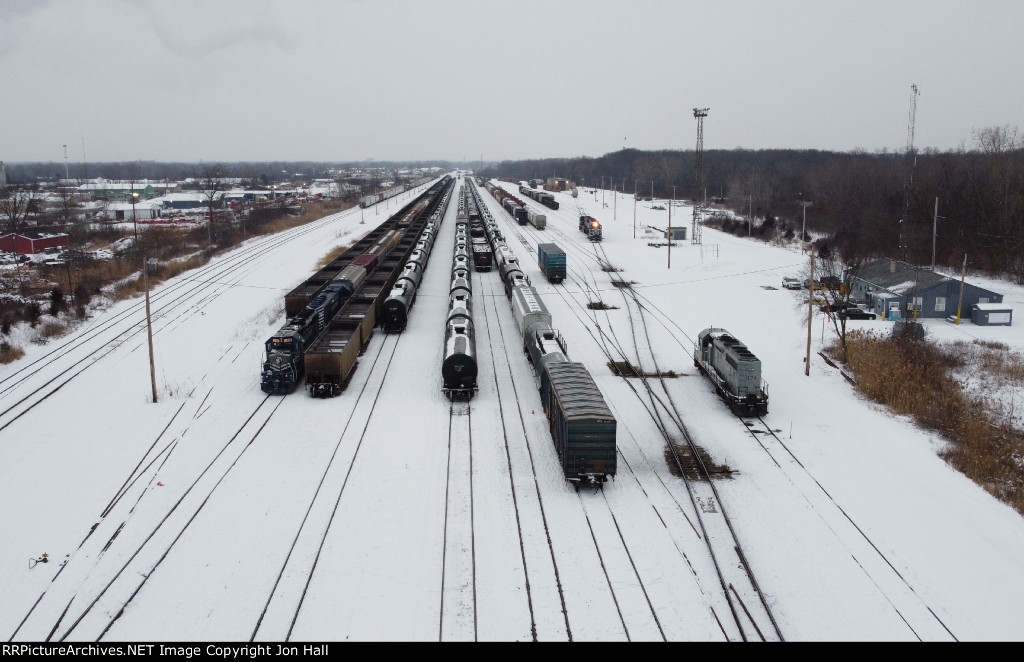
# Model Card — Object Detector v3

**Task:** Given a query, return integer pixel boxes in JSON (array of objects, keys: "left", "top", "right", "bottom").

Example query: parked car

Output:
[
  {"left": 842, "top": 306, "right": 877, "bottom": 320},
  {"left": 782, "top": 276, "right": 802, "bottom": 290}
]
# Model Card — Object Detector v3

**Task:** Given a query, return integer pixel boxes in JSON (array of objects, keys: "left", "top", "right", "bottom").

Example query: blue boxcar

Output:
[{"left": 537, "top": 243, "right": 566, "bottom": 283}]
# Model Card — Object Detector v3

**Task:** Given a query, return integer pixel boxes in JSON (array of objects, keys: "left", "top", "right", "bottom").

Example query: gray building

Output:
[
  {"left": 847, "top": 258, "right": 1003, "bottom": 321},
  {"left": 971, "top": 303, "right": 1013, "bottom": 326}
]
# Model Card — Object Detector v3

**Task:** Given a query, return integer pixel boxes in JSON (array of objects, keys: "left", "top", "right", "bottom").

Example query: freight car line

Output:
[
  {"left": 518, "top": 223, "right": 781, "bottom": 641},
  {"left": 533, "top": 268, "right": 740, "bottom": 637},
  {"left": 31, "top": 393, "right": 285, "bottom": 641},
  {"left": 742, "top": 417, "right": 958, "bottom": 641},
  {"left": 498, "top": 183, "right": 779, "bottom": 639},
  {"left": 475, "top": 207, "right": 675, "bottom": 640}
]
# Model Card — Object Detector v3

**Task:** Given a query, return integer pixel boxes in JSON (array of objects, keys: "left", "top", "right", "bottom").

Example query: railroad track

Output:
[
  {"left": 474, "top": 268, "right": 564, "bottom": 641},
  {"left": 262, "top": 332, "right": 405, "bottom": 642},
  {"left": 743, "top": 416, "right": 960, "bottom": 641},
  {"left": 485, "top": 183, "right": 783, "bottom": 641},
  {"left": 10, "top": 391, "right": 284, "bottom": 641},
  {"left": 0, "top": 207, "right": 366, "bottom": 434},
  {"left": 439, "top": 401, "right": 478, "bottom": 640}
]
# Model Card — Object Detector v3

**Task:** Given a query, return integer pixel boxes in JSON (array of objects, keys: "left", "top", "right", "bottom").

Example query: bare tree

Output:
[
  {"left": 54, "top": 182, "right": 79, "bottom": 228},
  {"left": 197, "top": 165, "right": 227, "bottom": 247},
  {"left": 808, "top": 245, "right": 869, "bottom": 361},
  {"left": 0, "top": 185, "right": 35, "bottom": 234}
]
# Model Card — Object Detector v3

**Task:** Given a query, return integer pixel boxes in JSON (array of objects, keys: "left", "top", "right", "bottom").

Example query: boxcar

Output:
[
  {"left": 543, "top": 362, "right": 617, "bottom": 486},
  {"left": 537, "top": 243, "right": 566, "bottom": 283}
]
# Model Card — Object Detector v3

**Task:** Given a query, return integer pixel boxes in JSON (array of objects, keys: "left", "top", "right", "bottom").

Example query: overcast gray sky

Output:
[{"left": 2, "top": 0, "right": 1021, "bottom": 164}]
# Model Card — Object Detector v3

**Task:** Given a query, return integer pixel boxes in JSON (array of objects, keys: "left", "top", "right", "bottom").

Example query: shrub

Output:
[
  {"left": 24, "top": 301, "right": 41, "bottom": 325},
  {"left": 839, "top": 331, "right": 1024, "bottom": 516},
  {"left": 0, "top": 341, "right": 24, "bottom": 364}
]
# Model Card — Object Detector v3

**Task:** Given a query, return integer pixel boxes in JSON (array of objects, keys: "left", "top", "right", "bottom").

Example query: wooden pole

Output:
[
  {"left": 956, "top": 254, "right": 967, "bottom": 324},
  {"left": 144, "top": 255, "right": 158, "bottom": 403},
  {"left": 805, "top": 253, "right": 815, "bottom": 376},
  {"left": 668, "top": 186, "right": 674, "bottom": 268},
  {"left": 633, "top": 180, "right": 637, "bottom": 239}
]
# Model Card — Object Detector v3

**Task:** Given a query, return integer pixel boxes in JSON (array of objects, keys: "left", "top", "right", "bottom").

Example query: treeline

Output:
[
  {"left": 481, "top": 126, "right": 1024, "bottom": 282},
  {"left": 5, "top": 159, "right": 471, "bottom": 185}
]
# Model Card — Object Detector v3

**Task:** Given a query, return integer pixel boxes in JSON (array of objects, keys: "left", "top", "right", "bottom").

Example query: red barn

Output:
[{"left": 0, "top": 231, "right": 70, "bottom": 255}]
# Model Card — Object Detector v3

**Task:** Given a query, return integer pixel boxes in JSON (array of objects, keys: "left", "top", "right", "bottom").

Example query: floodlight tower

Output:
[
  {"left": 692, "top": 107, "right": 709, "bottom": 245},
  {"left": 899, "top": 84, "right": 919, "bottom": 261}
]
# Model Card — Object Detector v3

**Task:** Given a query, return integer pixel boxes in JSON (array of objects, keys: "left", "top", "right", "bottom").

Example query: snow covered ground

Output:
[{"left": 2, "top": 177, "right": 1023, "bottom": 642}]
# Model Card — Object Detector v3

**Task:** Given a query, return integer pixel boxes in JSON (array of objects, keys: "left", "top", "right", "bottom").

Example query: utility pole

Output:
[
  {"left": 801, "top": 200, "right": 812, "bottom": 253},
  {"left": 65, "top": 257, "right": 73, "bottom": 306},
  {"left": 805, "top": 252, "right": 815, "bottom": 376},
  {"left": 956, "top": 254, "right": 967, "bottom": 324},
  {"left": 668, "top": 185, "right": 675, "bottom": 269},
  {"left": 613, "top": 178, "right": 617, "bottom": 220},
  {"left": 633, "top": 180, "right": 637, "bottom": 238},
  {"left": 144, "top": 255, "right": 158, "bottom": 403},
  {"left": 131, "top": 181, "right": 138, "bottom": 242},
  {"left": 932, "top": 197, "right": 940, "bottom": 271}
]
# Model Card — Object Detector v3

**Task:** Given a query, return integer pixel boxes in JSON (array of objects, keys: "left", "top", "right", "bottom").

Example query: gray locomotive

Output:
[{"left": 693, "top": 327, "right": 769, "bottom": 417}]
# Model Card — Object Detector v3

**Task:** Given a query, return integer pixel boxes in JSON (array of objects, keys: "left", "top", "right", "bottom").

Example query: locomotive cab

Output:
[{"left": 261, "top": 333, "right": 302, "bottom": 394}]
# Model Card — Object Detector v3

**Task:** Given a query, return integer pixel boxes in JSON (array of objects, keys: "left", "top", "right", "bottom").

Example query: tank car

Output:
[
  {"left": 524, "top": 321, "right": 568, "bottom": 389},
  {"left": 693, "top": 327, "right": 769, "bottom": 416},
  {"left": 380, "top": 255, "right": 424, "bottom": 333},
  {"left": 442, "top": 300, "right": 477, "bottom": 400}
]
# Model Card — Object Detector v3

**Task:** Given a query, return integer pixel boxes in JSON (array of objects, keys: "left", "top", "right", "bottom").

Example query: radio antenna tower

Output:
[
  {"left": 692, "top": 107, "right": 709, "bottom": 245},
  {"left": 899, "top": 84, "right": 919, "bottom": 261}
]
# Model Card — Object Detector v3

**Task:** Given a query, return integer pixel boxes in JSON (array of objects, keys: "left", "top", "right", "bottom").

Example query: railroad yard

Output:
[{"left": 2, "top": 175, "right": 1024, "bottom": 641}]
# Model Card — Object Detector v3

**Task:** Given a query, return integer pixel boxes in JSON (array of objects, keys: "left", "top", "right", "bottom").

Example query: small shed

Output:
[{"left": 971, "top": 303, "right": 1012, "bottom": 326}]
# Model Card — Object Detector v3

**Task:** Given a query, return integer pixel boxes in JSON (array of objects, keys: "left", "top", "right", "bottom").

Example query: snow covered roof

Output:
[{"left": 854, "top": 258, "right": 950, "bottom": 292}]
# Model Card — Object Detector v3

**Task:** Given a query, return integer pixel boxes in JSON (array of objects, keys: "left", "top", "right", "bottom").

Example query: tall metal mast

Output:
[
  {"left": 900, "top": 84, "right": 918, "bottom": 261},
  {"left": 692, "top": 107, "right": 709, "bottom": 245}
]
